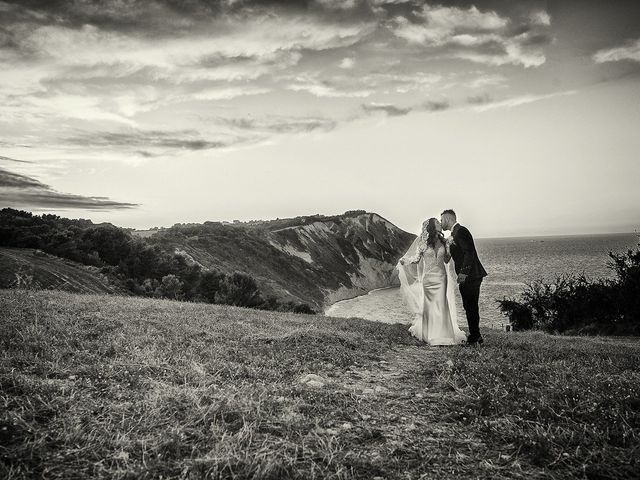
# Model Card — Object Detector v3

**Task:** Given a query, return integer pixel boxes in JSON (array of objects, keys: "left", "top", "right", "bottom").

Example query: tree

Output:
[
  {"left": 215, "top": 272, "right": 262, "bottom": 307},
  {"left": 155, "top": 274, "right": 183, "bottom": 300},
  {"left": 197, "top": 270, "right": 225, "bottom": 303}
]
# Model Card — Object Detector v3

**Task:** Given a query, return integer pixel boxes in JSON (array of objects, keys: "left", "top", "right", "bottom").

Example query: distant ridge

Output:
[{"left": 145, "top": 210, "right": 415, "bottom": 309}]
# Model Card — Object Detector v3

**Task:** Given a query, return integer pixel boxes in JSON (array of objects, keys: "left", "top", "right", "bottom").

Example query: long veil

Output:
[{"left": 396, "top": 233, "right": 460, "bottom": 331}]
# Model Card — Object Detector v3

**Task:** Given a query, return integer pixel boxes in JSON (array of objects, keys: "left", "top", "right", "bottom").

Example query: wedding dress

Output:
[{"left": 397, "top": 237, "right": 466, "bottom": 346}]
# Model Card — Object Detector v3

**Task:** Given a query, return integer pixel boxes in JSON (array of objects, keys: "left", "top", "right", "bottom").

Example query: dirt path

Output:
[
  {"left": 298, "top": 344, "right": 491, "bottom": 476},
  {"left": 301, "top": 343, "right": 467, "bottom": 425},
  {"left": 333, "top": 345, "right": 445, "bottom": 397}
]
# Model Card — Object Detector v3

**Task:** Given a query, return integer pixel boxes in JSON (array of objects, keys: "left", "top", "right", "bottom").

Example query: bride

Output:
[{"left": 397, "top": 218, "right": 466, "bottom": 346}]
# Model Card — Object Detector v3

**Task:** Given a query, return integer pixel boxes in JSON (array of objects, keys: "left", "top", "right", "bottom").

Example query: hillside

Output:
[
  {"left": 147, "top": 211, "right": 415, "bottom": 309},
  {"left": 1, "top": 290, "right": 638, "bottom": 479},
  {"left": 0, "top": 248, "right": 118, "bottom": 294}
]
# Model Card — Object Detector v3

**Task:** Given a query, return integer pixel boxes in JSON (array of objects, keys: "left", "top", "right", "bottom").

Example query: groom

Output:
[{"left": 441, "top": 210, "right": 487, "bottom": 345}]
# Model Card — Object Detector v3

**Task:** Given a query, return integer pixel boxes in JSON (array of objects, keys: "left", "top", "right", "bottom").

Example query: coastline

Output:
[{"left": 324, "top": 285, "right": 399, "bottom": 315}]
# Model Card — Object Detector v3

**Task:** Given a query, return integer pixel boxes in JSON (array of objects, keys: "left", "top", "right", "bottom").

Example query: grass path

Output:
[{"left": 1, "top": 290, "right": 638, "bottom": 479}]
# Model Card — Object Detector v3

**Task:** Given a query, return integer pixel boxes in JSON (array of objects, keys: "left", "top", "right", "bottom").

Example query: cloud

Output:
[
  {"left": 0, "top": 166, "right": 138, "bottom": 210},
  {"left": 471, "top": 90, "right": 577, "bottom": 112},
  {"left": 0, "top": 0, "right": 557, "bottom": 164},
  {"left": 389, "top": 4, "right": 551, "bottom": 67},
  {"left": 392, "top": 5, "right": 508, "bottom": 46},
  {"left": 340, "top": 57, "right": 356, "bottom": 69},
  {"left": 0, "top": 4, "right": 376, "bottom": 128},
  {"left": 362, "top": 102, "right": 412, "bottom": 116},
  {"left": 192, "top": 86, "right": 271, "bottom": 101},
  {"left": 218, "top": 116, "right": 337, "bottom": 134},
  {"left": 529, "top": 10, "right": 551, "bottom": 27},
  {"left": 467, "top": 74, "right": 506, "bottom": 89},
  {"left": 287, "top": 74, "right": 374, "bottom": 97},
  {"left": 62, "top": 122, "right": 336, "bottom": 156},
  {"left": 467, "top": 93, "right": 493, "bottom": 105},
  {"left": 3, "top": 11, "right": 375, "bottom": 67},
  {"left": 64, "top": 129, "right": 236, "bottom": 151},
  {"left": 593, "top": 39, "right": 640, "bottom": 64},
  {"left": 0, "top": 168, "right": 43, "bottom": 188},
  {"left": 422, "top": 100, "right": 449, "bottom": 111},
  {"left": 0, "top": 155, "right": 31, "bottom": 164},
  {"left": 362, "top": 98, "right": 449, "bottom": 116},
  {"left": 370, "top": 71, "right": 442, "bottom": 94},
  {"left": 455, "top": 43, "right": 546, "bottom": 68},
  {"left": 284, "top": 69, "right": 442, "bottom": 98},
  {"left": 314, "top": 0, "right": 361, "bottom": 11}
]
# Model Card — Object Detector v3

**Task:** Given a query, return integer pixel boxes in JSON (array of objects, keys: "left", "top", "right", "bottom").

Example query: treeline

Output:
[
  {"left": 497, "top": 238, "right": 639, "bottom": 335},
  {"left": 0, "top": 209, "right": 315, "bottom": 313}
]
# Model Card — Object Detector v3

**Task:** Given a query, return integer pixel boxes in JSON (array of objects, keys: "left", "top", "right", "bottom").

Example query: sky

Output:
[{"left": 1, "top": 0, "right": 639, "bottom": 237}]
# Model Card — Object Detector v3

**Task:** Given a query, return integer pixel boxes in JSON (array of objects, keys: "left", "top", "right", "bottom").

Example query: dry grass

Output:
[{"left": 1, "top": 289, "right": 638, "bottom": 479}]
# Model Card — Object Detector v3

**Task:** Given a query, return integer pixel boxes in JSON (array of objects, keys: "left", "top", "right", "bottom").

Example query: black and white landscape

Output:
[{"left": 1, "top": 1, "right": 639, "bottom": 479}]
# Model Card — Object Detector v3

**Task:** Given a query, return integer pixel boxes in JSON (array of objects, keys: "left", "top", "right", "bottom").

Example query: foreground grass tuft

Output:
[{"left": 1, "top": 290, "right": 638, "bottom": 479}]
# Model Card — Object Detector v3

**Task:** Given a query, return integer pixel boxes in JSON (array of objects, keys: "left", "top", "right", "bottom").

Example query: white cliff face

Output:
[
  {"left": 322, "top": 251, "right": 401, "bottom": 306},
  {"left": 268, "top": 240, "right": 313, "bottom": 264},
  {"left": 267, "top": 212, "right": 412, "bottom": 307}
]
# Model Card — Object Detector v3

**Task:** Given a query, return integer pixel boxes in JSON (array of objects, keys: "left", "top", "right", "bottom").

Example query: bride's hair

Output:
[{"left": 422, "top": 217, "right": 442, "bottom": 251}]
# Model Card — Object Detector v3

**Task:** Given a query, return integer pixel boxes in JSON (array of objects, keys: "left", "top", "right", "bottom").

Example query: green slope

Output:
[{"left": 0, "top": 248, "right": 119, "bottom": 294}]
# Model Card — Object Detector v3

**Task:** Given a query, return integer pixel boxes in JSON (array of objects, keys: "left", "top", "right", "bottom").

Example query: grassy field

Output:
[{"left": 1, "top": 289, "right": 638, "bottom": 479}]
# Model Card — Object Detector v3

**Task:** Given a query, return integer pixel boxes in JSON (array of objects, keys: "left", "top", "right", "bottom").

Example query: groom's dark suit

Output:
[{"left": 450, "top": 224, "right": 487, "bottom": 340}]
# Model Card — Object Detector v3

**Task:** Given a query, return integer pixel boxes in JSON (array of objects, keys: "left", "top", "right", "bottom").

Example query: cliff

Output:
[{"left": 148, "top": 211, "right": 415, "bottom": 309}]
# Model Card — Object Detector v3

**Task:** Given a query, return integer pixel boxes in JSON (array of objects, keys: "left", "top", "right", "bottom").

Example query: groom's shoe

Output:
[{"left": 467, "top": 335, "right": 484, "bottom": 346}]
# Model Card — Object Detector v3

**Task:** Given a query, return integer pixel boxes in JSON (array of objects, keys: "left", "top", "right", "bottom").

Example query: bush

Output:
[
  {"left": 155, "top": 274, "right": 183, "bottom": 300},
  {"left": 497, "top": 238, "right": 640, "bottom": 335},
  {"left": 214, "top": 272, "right": 262, "bottom": 307},
  {"left": 292, "top": 303, "right": 316, "bottom": 314},
  {"left": 196, "top": 270, "right": 225, "bottom": 303}
]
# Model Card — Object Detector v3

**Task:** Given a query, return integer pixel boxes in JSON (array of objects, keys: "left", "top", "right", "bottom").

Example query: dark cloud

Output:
[
  {"left": 0, "top": 167, "right": 44, "bottom": 188},
  {"left": 220, "top": 116, "right": 337, "bottom": 133},
  {"left": 0, "top": 155, "right": 32, "bottom": 163},
  {"left": 422, "top": 100, "right": 450, "bottom": 111},
  {"left": 64, "top": 129, "right": 231, "bottom": 150},
  {"left": 0, "top": 166, "right": 138, "bottom": 210},
  {"left": 520, "top": 32, "right": 553, "bottom": 47},
  {"left": 362, "top": 98, "right": 450, "bottom": 117},
  {"left": 362, "top": 103, "right": 411, "bottom": 116},
  {"left": 0, "top": 0, "right": 375, "bottom": 40},
  {"left": 467, "top": 93, "right": 492, "bottom": 104},
  {"left": 0, "top": 0, "right": 222, "bottom": 37},
  {"left": 135, "top": 150, "right": 157, "bottom": 158}
]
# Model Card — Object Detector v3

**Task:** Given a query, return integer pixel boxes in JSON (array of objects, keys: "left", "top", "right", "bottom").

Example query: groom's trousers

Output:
[{"left": 459, "top": 278, "right": 482, "bottom": 338}]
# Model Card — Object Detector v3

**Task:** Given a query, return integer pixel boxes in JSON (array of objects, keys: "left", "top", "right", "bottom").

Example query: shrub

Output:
[
  {"left": 497, "top": 238, "right": 640, "bottom": 335},
  {"left": 214, "top": 272, "right": 262, "bottom": 307},
  {"left": 154, "top": 274, "right": 183, "bottom": 300},
  {"left": 292, "top": 303, "right": 316, "bottom": 314},
  {"left": 196, "top": 270, "right": 225, "bottom": 303}
]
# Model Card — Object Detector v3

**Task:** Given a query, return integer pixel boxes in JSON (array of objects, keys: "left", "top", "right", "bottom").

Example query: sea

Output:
[{"left": 325, "top": 233, "right": 639, "bottom": 330}]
